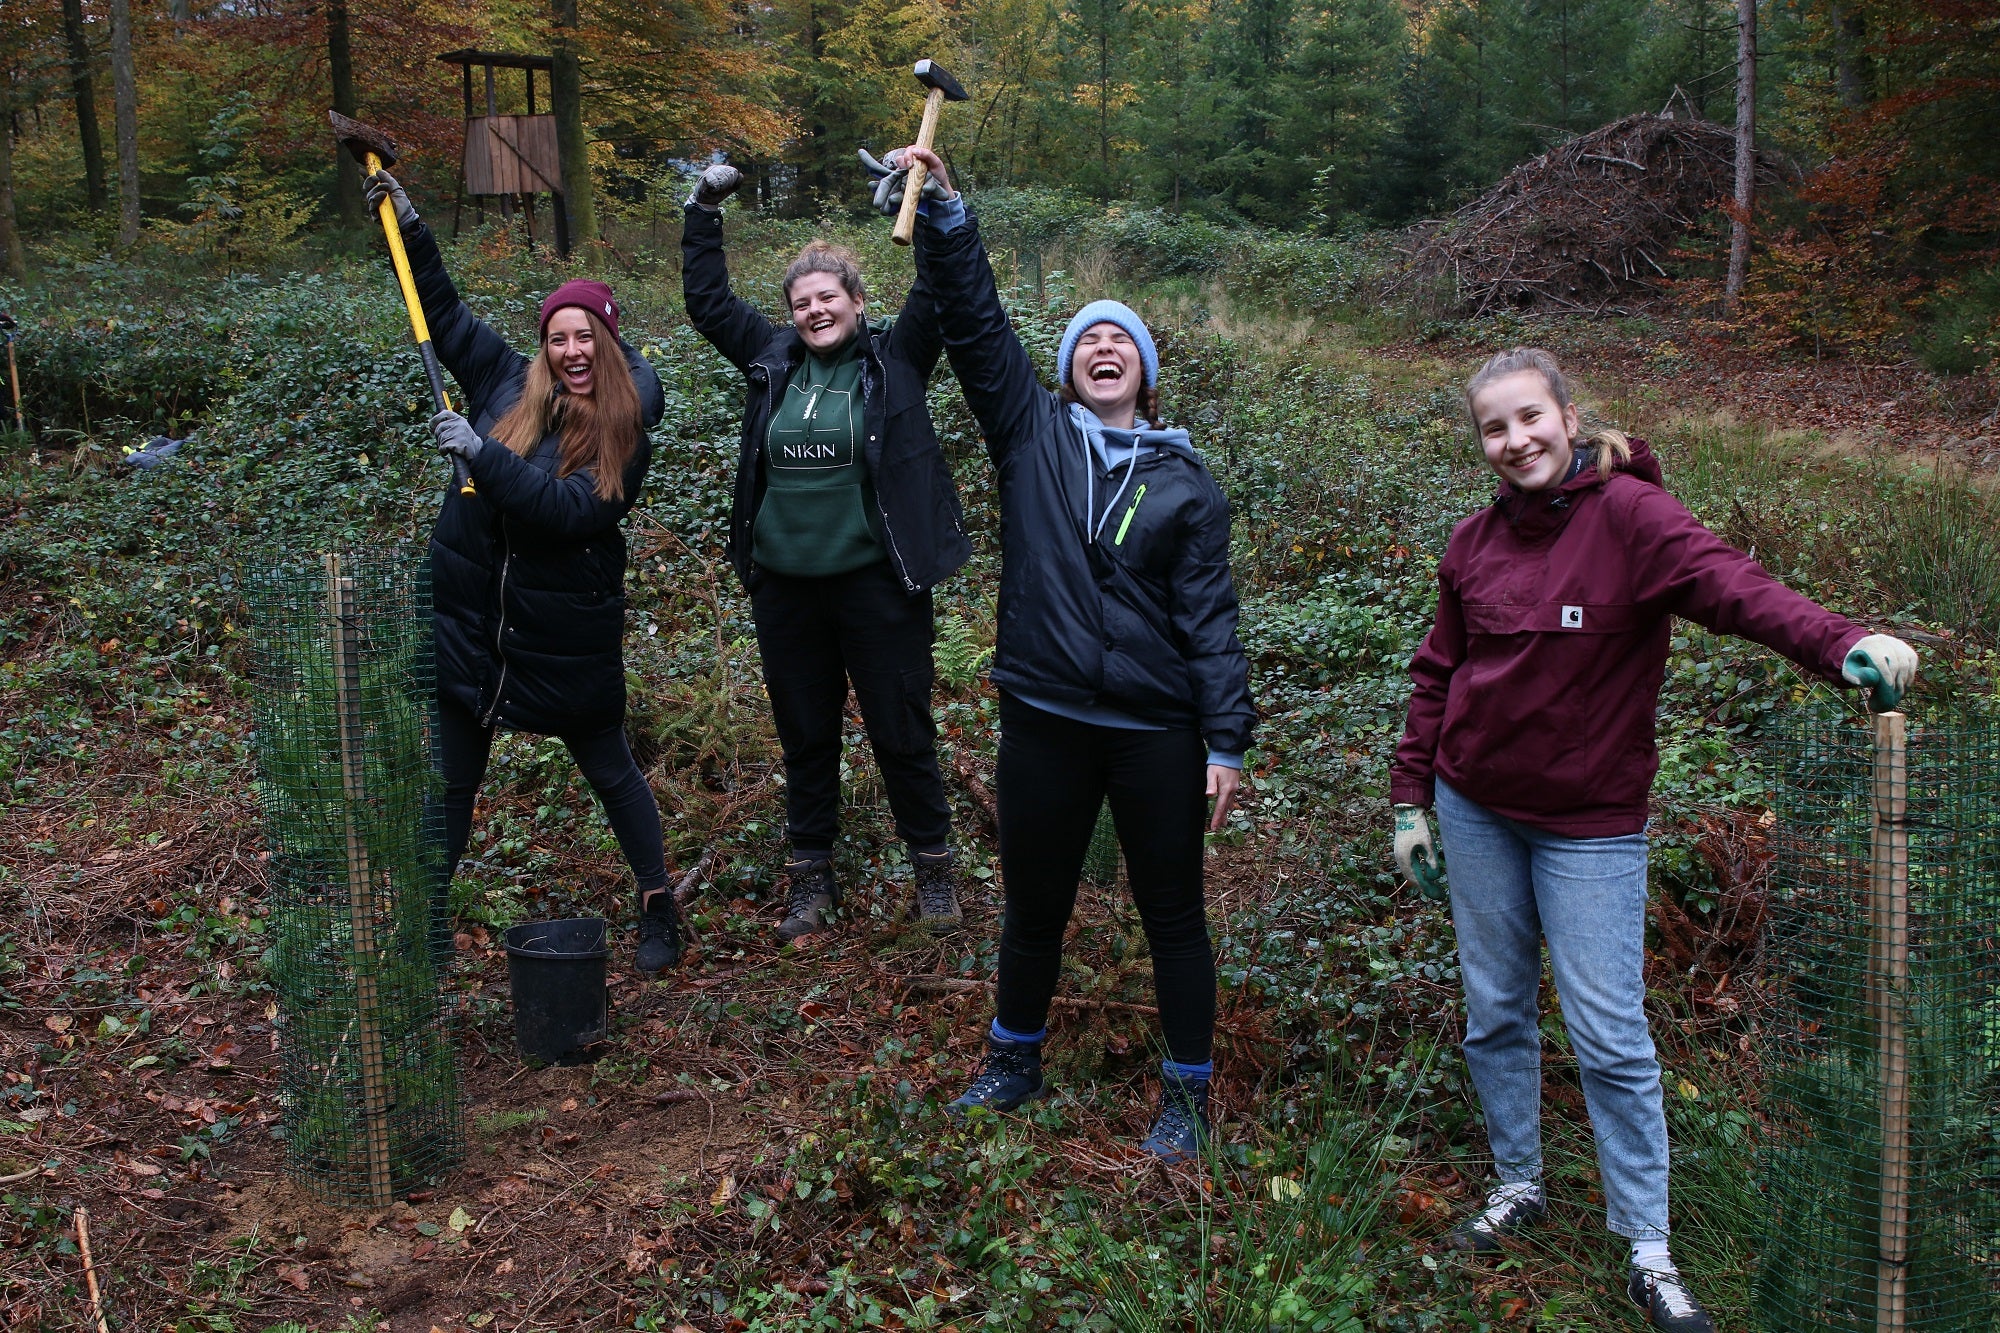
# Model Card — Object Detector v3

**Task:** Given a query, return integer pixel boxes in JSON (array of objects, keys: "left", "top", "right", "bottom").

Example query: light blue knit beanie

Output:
[{"left": 1057, "top": 300, "right": 1159, "bottom": 390}]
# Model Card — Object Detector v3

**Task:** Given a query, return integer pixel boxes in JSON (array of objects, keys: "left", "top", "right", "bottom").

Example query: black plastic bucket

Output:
[{"left": 502, "top": 917, "right": 610, "bottom": 1065}]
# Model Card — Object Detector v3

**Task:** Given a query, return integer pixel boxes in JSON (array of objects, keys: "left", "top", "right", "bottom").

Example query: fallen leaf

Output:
[
  {"left": 43, "top": 1017, "right": 72, "bottom": 1033},
  {"left": 278, "top": 1265, "right": 310, "bottom": 1291},
  {"left": 710, "top": 1174, "right": 736, "bottom": 1207},
  {"left": 448, "top": 1206, "right": 473, "bottom": 1233},
  {"left": 560, "top": 1097, "right": 578, "bottom": 1113}
]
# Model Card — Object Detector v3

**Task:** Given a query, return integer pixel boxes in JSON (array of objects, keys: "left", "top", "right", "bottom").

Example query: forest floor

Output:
[{"left": 3, "top": 237, "right": 1997, "bottom": 1333}]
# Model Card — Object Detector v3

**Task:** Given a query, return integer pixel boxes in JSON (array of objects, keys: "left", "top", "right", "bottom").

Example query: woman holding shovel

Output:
[
  {"left": 895, "top": 148, "right": 1256, "bottom": 1163},
  {"left": 680, "top": 160, "right": 970, "bottom": 945},
  {"left": 1389, "top": 346, "right": 1918, "bottom": 1331},
  {"left": 362, "top": 170, "right": 683, "bottom": 975}
]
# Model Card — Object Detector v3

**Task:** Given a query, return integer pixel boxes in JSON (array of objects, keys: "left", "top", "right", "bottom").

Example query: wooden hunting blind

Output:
[{"left": 437, "top": 49, "right": 570, "bottom": 255}]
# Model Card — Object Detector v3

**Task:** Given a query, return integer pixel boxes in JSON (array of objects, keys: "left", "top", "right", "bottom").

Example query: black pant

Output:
[
  {"left": 749, "top": 560, "right": 952, "bottom": 857},
  {"left": 993, "top": 692, "right": 1215, "bottom": 1064},
  {"left": 438, "top": 693, "right": 669, "bottom": 895}
]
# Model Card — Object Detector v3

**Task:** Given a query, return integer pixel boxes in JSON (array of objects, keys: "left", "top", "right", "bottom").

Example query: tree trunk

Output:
[
  {"left": 1830, "top": 2, "right": 1871, "bottom": 109},
  {"left": 549, "top": 0, "right": 597, "bottom": 247},
  {"left": 111, "top": 0, "right": 141, "bottom": 247},
  {"left": 62, "top": 0, "right": 108, "bottom": 214},
  {"left": 1725, "top": 0, "right": 1755, "bottom": 310},
  {"left": 0, "top": 82, "right": 25, "bottom": 279},
  {"left": 328, "top": 0, "right": 364, "bottom": 228}
]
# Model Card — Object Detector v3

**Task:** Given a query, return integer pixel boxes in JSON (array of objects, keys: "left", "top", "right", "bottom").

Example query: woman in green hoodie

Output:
[{"left": 680, "top": 162, "right": 972, "bottom": 944}]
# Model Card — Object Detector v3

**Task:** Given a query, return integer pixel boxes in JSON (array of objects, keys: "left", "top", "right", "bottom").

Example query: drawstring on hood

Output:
[{"left": 1069, "top": 402, "right": 1192, "bottom": 542}]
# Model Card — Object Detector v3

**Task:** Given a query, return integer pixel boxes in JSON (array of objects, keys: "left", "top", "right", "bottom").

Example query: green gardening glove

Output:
[
  {"left": 1841, "top": 633, "right": 1919, "bottom": 712},
  {"left": 1393, "top": 804, "right": 1449, "bottom": 902}
]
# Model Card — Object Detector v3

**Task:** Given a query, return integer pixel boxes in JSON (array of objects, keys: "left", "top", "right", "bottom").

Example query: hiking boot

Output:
[
  {"left": 635, "top": 887, "right": 682, "bottom": 973},
  {"left": 911, "top": 850, "right": 963, "bottom": 934},
  {"left": 1627, "top": 1268, "right": 1716, "bottom": 1333},
  {"left": 947, "top": 1037, "right": 1047, "bottom": 1116},
  {"left": 1139, "top": 1072, "right": 1211, "bottom": 1163},
  {"left": 1445, "top": 1184, "right": 1546, "bottom": 1253},
  {"left": 776, "top": 857, "right": 840, "bottom": 943}
]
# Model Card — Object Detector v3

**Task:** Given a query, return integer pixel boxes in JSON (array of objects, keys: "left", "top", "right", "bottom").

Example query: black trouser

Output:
[
  {"left": 993, "top": 692, "right": 1215, "bottom": 1065},
  {"left": 438, "top": 693, "right": 669, "bottom": 896},
  {"left": 749, "top": 560, "right": 952, "bottom": 858}
]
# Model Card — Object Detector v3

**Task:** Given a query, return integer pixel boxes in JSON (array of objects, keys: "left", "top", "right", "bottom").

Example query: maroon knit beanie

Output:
[{"left": 539, "top": 279, "right": 619, "bottom": 340}]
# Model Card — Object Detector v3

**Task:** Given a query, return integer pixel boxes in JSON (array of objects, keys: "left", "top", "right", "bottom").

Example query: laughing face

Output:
[
  {"left": 543, "top": 308, "right": 598, "bottom": 397},
  {"left": 1471, "top": 369, "right": 1579, "bottom": 492},
  {"left": 787, "top": 274, "right": 865, "bottom": 355},
  {"left": 1070, "top": 323, "right": 1144, "bottom": 425}
]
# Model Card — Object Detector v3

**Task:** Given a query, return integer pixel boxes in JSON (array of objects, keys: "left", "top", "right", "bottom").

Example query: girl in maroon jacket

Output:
[{"left": 1389, "top": 347, "right": 1916, "bottom": 1333}]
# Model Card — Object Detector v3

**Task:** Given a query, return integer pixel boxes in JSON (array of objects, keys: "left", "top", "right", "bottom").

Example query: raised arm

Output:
[
  {"left": 914, "top": 204, "right": 1047, "bottom": 463},
  {"left": 681, "top": 203, "right": 783, "bottom": 374},
  {"left": 399, "top": 220, "right": 529, "bottom": 422}
]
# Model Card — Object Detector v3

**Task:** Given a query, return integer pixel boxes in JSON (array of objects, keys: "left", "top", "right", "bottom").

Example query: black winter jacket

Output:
[
  {"left": 680, "top": 203, "right": 970, "bottom": 594},
  {"left": 916, "top": 211, "right": 1257, "bottom": 756},
  {"left": 406, "top": 221, "right": 665, "bottom": 735}
]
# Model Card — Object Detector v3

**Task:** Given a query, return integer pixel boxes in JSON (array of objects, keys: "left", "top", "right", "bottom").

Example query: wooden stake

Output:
[
  {"left": 5, "top": 332, "right": 22, "bottom": 433},
  {"left": 76, "top": 1206, "right": 111, "bottom": 1333},
  {"left": 1871, "top": 710, "right": 1910, "bottom": 1333},
  {"left": 326, "top": 553, "right": 395, "bottom": 1207}
]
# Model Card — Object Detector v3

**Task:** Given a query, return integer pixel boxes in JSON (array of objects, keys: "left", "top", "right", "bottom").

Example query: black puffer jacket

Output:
[
  {"left": 406, "top": 221, "right": 665, "bottom": 734},
  {"left": 916, "top": 211, "right": 1256, "bottom": 755},
  {"left": 680, "top": 203, "right": 969, "bottom": 594}
]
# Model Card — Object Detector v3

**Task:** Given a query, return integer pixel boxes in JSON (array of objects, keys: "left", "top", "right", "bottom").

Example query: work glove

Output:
[
  {"left": 429, "top": 410, "right": 484, "bottom": 464},
  {"left": 363, "top": 169, "right": 419, "bottom": 232},
  {"left": 1393, "top": 804, "right": 1448, "bottom": 902},
  {"left": 686, "top": 162, "right": 743, "bottom": 211},
  {"left": 858, "top": 148, "right": 950, "bottom": 216},
  {"left": 1841, "top": 633, "right": 1920, "bottom": 712},
  {"left": 0, "top": 309, "right": 14, "bottom": 331}
]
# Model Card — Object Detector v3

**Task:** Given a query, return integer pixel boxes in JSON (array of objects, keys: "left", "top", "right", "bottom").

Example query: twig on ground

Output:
[{"left": 77, "top": 1206, "right": 111, "bottom": 1333}]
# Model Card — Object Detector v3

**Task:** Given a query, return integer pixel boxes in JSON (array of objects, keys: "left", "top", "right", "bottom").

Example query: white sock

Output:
[
  {"left": 1490, "top": 1179, "right": 1543, "bottom": 1206},
  {"left": 1631, "top": 1238, "right": 1675, "bottom": 1273}
]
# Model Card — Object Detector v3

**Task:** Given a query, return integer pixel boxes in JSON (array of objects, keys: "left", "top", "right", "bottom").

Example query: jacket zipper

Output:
[
  {"left": 482, "top": 521, "right": 514, "bottom": 726},
  {"left": 860, "top": 347, "right": 918, "bottom": 593}
]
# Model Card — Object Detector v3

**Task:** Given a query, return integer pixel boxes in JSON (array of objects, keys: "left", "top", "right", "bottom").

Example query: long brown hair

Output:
[
  {"left": 491, "top": 308, "right": 643, "bottom": 502},
  {"left": 1464, "top": 346, "right": 1630, "bottom": 479}
]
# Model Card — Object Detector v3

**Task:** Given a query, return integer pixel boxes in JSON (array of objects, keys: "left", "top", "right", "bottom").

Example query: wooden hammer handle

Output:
[{"left": 893, "top": 88, "right": 947, "bottom": 247}]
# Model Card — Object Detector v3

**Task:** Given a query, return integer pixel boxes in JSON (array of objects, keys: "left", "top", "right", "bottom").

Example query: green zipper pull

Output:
[{"left": 1114, "top": 484, "right": 1148, "bottom": 545}]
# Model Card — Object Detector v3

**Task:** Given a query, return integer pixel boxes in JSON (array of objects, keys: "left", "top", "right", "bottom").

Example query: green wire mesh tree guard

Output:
[
  {"left": 246, "top": 550, "right": 461, "bottom": 1206},
  {"left": 1756, "top": 711, "right": 2000, "bottom": 1331}
]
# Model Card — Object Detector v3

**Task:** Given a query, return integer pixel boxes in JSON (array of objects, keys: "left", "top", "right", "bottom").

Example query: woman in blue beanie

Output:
[{"left": 892, "top": 148, "right": 1257, "bottom": 1161}]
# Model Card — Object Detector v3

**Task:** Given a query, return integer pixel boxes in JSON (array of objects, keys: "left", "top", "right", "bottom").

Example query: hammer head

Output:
[
  {"left": 329, "top": 109, "right": 399, "bottom": 168},
  {"left": 913, "top": 60, "right": 969, "bottom": 102}
]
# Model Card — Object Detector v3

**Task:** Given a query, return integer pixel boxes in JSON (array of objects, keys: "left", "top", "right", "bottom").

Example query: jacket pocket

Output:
[{"left": 1461, "top": 600, "right": 1641, "bottom": 636}]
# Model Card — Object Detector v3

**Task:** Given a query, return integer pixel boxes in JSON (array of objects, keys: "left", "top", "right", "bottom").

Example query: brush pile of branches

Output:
[{"left": 1394, "top": 109, "right": 1788, "bottom": 316}]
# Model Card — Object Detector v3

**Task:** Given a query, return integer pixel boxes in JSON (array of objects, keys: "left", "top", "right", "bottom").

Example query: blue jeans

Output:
[{"left": 1435, "top": 779, "right": 1669, "bottom": 1240}]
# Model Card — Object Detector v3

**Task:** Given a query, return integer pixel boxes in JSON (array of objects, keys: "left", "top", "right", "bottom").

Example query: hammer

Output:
[
  {"left": 329, "top": 110, "right": 473, "bottom": 496},
  {"left": 892, "top": 60, "right": 969, "bottom": 247}
]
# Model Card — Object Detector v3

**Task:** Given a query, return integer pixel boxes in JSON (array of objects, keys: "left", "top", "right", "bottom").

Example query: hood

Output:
[{"left": 1494, "top": 436, "right": 1662, "bottom": 539}]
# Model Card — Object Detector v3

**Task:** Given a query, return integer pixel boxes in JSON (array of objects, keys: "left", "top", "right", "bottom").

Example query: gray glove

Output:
[
  {"left": 858, "top": 148, "right": 949, "bottom": 216},
  {"left": 686, "top": 162, "right": 743, "bottom": 211},
  {"left": 363, "top": 169, "right": 419, "bottom": 231},
  {"left": 430, "top": 410, "right": 484, "bottom": 464}
]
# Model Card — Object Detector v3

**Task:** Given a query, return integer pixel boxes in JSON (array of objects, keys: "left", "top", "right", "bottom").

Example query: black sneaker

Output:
[
  {"left": 1139, "top": 1073, "right": 1211, "bottom": 1163},
  {"left": 1626, "top": 1267, "right": 1716, "bottom": 1333},
  {"left": 947, "top": 1037, "right": 1046, "bottom": 1115},
  {"left": 635, "top": 887, "right": 682, "bottom": 973},
  {"left": 912, "top": 850, "right": 963, "bottom": 934},
  {"left": 1445, "top": 1186, "right": 1546, "bottom": 1253},
  {"left": 777, "top": 857, "right": 840, "bottom": 943}
]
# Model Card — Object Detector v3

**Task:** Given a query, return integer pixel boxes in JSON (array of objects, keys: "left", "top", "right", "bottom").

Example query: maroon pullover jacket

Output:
[{"left": 1390, "top": 440, "right": 1869, "bottom": 837}]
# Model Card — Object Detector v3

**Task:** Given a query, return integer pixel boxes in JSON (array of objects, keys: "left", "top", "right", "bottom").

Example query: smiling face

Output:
[
  {"left": 787, "top": 274, "right": 865, "bottom": 355},
  {"left": 1471, "top": 369, "right": 1580, "bottom": 492},
  {"left": 543, "top": 308, "right": 598, "bottom": 397},
  {"left": 1070, "top": 323, "right": 1145, "bottom": 426}
]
